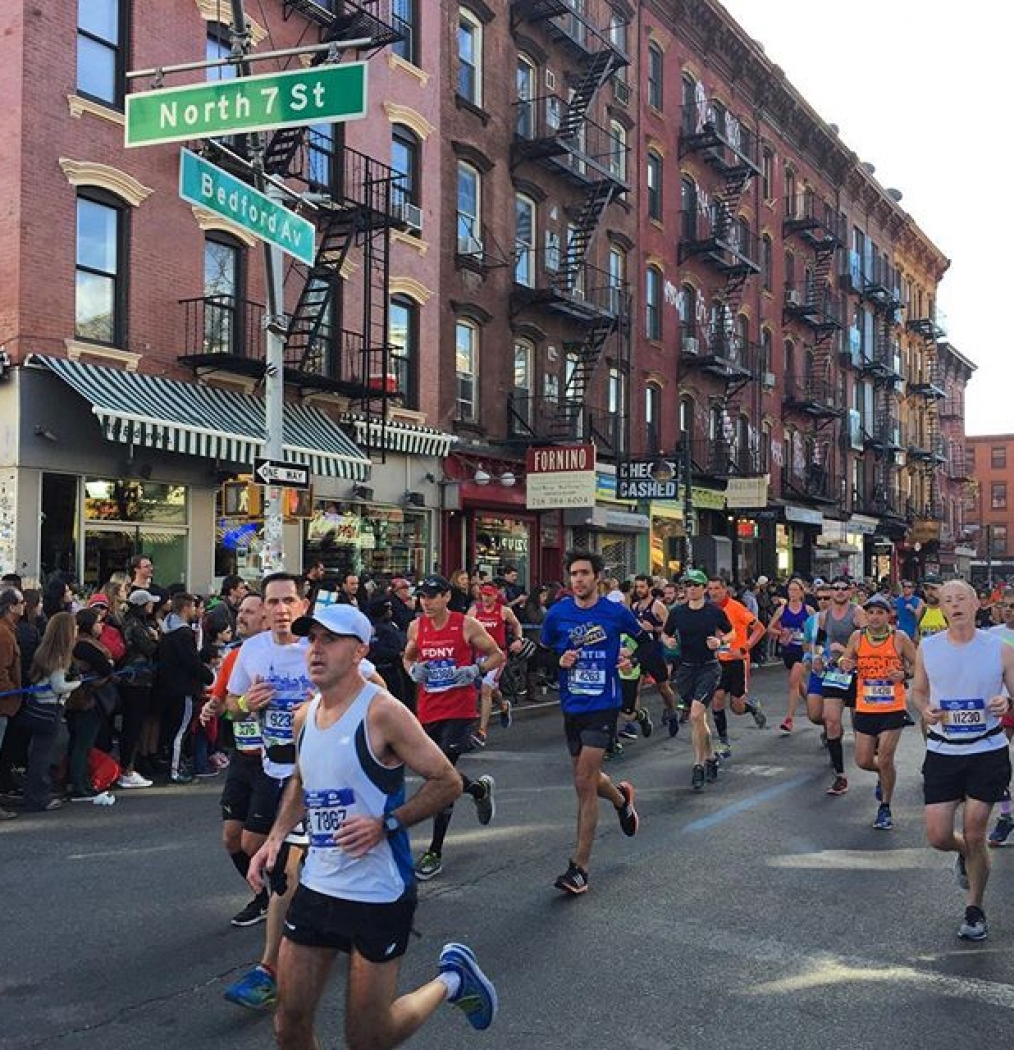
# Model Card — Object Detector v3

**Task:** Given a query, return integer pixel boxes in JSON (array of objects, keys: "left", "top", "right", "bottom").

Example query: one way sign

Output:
[{"left": 254, "top": 458, "right": 310, "bottom": 490}]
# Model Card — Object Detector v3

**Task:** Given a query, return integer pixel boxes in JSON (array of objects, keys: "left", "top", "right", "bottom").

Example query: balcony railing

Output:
[
  {"left": 782, "top": 462, "right": 836, "bottom": 503},
  {"left": 690, "top": 437, "right": 762, "bottom": 478},
  {"left": 782, "top": 373, "right": 842, "bottom": 417},
  {"left": 180, "top": 294, "right": 264, "bottom": 364},
  {"left": 783, "top": 285, "right": 843, "bottom": 333},
  {"left": 855, "top": 486, "right": 905, "bottom": 519},
  {"left": 507, "top": 392, "right": 626, "bottom": 455},
  {"left": 513, "top": 255, "right": 628, "bottom": 321},
  {"left": 679, "top": 210, "right": 760, "bottom": 276},
  {"left": 679, "top": 101, "right": 760, "bottom": 176}
]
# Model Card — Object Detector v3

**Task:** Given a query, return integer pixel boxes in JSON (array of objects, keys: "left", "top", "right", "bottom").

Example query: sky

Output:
[{"left": 717, "top": 0, "right": 1012, "bottom": 435}]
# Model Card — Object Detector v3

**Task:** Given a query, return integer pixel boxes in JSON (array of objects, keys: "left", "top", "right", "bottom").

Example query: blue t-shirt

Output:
[
  {"left": 895, "top": 595, "right": 921, "bottom": 639},
  {"left": 541, "top": 596, "right": 642, "bottom": 714}
]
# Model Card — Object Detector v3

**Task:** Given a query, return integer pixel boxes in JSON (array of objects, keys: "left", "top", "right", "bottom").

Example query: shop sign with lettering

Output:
[{"left": 525, "top": 444, "right": 597, "bottom": 509}]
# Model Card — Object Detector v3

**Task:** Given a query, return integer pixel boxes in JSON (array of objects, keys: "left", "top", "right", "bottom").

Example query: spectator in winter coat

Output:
[
  {"left": 153, "top": 592, "right": 214, "bottom": 784},
  {"left": 118, "top": 590, "right": 159, "bottom": 787},
  {"left": 0, "top": 589, "right": 25, "bottom": 819},
  {"left": 66, "top": 609, "right": 115, "bottom": 801}
]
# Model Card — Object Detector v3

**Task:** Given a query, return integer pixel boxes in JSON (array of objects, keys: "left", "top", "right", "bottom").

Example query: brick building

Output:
[{"left": 966, "top": 433, "right": 1014, "bottom": 584}]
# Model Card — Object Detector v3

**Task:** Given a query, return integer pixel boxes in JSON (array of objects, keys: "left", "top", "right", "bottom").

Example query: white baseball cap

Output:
[{"left": 291, "top": 604, "right": 372, "bottom": 644}]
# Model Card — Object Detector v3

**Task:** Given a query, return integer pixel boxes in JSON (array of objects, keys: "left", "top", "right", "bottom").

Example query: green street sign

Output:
[
  {"left": 126, "top": 62, "right": 368, "bottom": 147},
  {"left": 179, "top": 149, "right": 316, "bottom": 265}
]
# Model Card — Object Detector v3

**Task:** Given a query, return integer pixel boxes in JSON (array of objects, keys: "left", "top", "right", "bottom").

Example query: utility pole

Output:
[{"left": 681, "top": 439, "right": 694, "bottom": 571}]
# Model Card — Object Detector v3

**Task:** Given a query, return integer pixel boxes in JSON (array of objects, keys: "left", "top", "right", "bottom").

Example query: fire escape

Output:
[
  {"left": 906, "top": 311, "right": 947, "bottom": 520},
  {"left": 508, "top": 0, "right": 630, "bottom": 456},
  {"left": 781, "top": 192, "right": 845, "bottom": 505},
  {"left": 677, "top": 98, "right": 762, "bottom": 481},
  {"left": 179, "top": 3, "right": 404, "bottom": 458}
]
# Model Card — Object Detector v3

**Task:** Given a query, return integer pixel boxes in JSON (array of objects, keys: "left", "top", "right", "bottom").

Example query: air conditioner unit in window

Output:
[
  {"left": 785, "top": 289, "right": 801, "bottom": 306},
  {"left": 681, "top": 337, "right": 699, "bottom": 355},
  {"left": 457, "top": 234, "right": 484, "bottom": 257},
  {"left": 612, "top": 78, "right": 630, "bottom": 105},
  {"left": 395, "top": 201, "right": 422, "bottom": 232}
]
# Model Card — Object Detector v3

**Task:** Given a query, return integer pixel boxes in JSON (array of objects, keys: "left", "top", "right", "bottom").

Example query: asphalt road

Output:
[{"left": 2, "top": 666, "right": 1013, "bottom": 1050}]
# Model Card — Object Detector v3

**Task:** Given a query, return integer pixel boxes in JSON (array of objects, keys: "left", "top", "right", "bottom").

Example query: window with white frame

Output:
[
  {"left": 514, "top": 193, "right": 536, "bottom": 287},
  {"left": 609, "top": 120, "right": 626, "bottom": 181},
  {"left": 455, "top": 320, "right": 479, "bottom": 422},
  {"left": 75, "top": 191, "right": 126, "bottom": 345},
  {"left": 457, "top": 8, "right": 482, "bottom": 106},
  {"left": 457, "top": 161, "right": 481, "bottom": 255},
  {"left": 647, "top": 150, "right": 662, "bottom": 221},
  {"left": 646, "top": 265, "right": 662, "bottom": 341}
]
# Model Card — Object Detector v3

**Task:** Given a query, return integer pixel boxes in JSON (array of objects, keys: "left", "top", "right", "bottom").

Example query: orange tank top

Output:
[{"left": 855, "top": 630, "right": 906, "bottom": 714}]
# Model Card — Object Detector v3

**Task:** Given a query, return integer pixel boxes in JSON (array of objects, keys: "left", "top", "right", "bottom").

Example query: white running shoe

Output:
[{"left": 117, "top": 771, "right": 153, "bottom": 789}]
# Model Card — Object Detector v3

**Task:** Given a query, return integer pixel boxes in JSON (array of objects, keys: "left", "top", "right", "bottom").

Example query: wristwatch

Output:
[{"left": 383, "top": 813, "right": 403, "bottom": 836}]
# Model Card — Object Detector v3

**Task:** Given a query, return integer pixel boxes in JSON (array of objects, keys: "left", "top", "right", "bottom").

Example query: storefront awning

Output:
[
  {"left": 30, "top": 355, "right": 370, "bottom": 481},
  {"left": 340, "top": 413, "right": 456, "bottom": 458}
]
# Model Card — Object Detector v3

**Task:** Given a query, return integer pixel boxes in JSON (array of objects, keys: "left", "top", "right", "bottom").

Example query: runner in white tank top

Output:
[
  {"left": 912, "top": 580, "right": 1014, "bottom": 943},
  {"left": 247, "top": 604, "right": 498, "bottom": 1045}
]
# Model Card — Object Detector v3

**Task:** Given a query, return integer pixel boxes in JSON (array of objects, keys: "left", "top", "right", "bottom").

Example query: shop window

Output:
[
  {"left": 473, "top": 515, "right": 531, "bottom": 588},
  {"left": 77, "top": 0, "right": 126, "bottom": 107},
  {"left": 304, "top": 501, "right": 429, "bottom": 581}
]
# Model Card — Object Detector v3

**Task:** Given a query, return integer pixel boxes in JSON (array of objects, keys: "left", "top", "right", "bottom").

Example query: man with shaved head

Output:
[{"left": 912, "top": 580, "right": 1014, "bottom": 941}]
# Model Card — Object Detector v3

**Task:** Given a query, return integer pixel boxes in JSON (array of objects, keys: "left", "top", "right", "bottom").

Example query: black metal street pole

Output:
[{"left": 682, "top": 440, "right": 693, "bottom": 571}]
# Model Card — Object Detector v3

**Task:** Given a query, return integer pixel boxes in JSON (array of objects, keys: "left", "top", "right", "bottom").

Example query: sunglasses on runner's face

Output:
[
  {"left": 831, "top": 585, "right": 850, "bottom": 591},
  {"left": 817, "top": 596, "right": 832, "bottom": 601}
]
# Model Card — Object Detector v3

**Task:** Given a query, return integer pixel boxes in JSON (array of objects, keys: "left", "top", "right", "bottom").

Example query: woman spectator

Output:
[
  {"left": 101, "top": 572, "right": 131, "bottom": 617},
  {"left": 16, "top": 589, "right": 45, "bottom": 684},
  {"left": 66, "top": 608, "right": 115, "bottom": 801},
  {"left": 42, "top": 578, "right": 73, "bottom": 619},
  {"left": 521, "top": 585, "right": 551, "bottom": 628},
  {"left": 21, "top": 612, "right": 80, "bottom": 812},
  {"left": 448, "top": 569, "right": 471, "bottom": 614},
  {"left": 117, "top": 590, "right": 158, "bottom": 787}
]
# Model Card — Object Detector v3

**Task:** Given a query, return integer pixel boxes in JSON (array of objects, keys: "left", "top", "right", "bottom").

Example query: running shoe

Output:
[
  {"left": 873, "top": 804, "right": 893, "bottom": 831},
  {"left": 665, "top": 708, "right": 680, "bottom": 738},
  {"left": 499, "top": 701, "right": 512, "bottom": 729},
  {"left": 68, "top": 787, "right": 99, "bottom": 802},
  {"left": 716, "top": 738, "right": 732, "bottom": 760},
  {"left": 691, "top": 764, "right": 706, "bottom": 792},
  {"left": 223, "top": 964, "right": 277, "bottom": 1010},
  {"left": 953, "top": 852, "right": 970, "bottom": 891},
  {"left": 438, "top": 942, "right": 498, "bottom": 1031},
  {"left": 169, "top": 770, "right": 194, "bottom": 784},
  {"left": 616, "top": 781, "right": 638, "bottom": 837},
  {"left": 826, "top": 775, "right": 849, "bottom": 796},
  {"left": 988, "top": 814, "right": 1014, "bottom": 847},
  {"left": 958, "top": 905, "right": 988, "bottom": 941},
  {"left": 473, "top": 775, "right": 495, "bottom": 826},
  {"left": 779, "top": 717, "right": 793, "bottom": 735},
  {"left": 901, "top": 711, "right": 916, "bottom": 727},
  {"left": 605, "top": 741, "right": 624, "bottom": 760},
  {"left": 470, "top": 729, "right": 487, "bottom": 749},
  {"left": 554, "top": 859, "right": 589, "bottom": 895},
  {"left": 875, "top": 780, "right": 882, "bottom": 802},
  {"left": 705, "top": 758, "right": 720, "bottom": 783},
  {"left": 636, "top": 707, "right": 653, "bottom": 738},
  {"left": 415, "top": 850, "right": 443, "bottom": 880},
  {"left": 678, "top": 705, "right": 690, "bottom": 724},
  {"left": 618, "top": 723, "right": 638, "bottom": 741},
  {"left": 117, "top": 771, "right": 153, "bottom": 789},
  {"left": 749, "top": 701, "right": 768, "bottom": 729},
  {"left": 231, "top": 894, "right": 269, "bottom": 928}
]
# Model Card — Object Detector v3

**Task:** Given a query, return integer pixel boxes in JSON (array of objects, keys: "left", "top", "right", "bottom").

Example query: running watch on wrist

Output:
[{"left": 384, "top": 813, "right": 403, "bottom": 836}]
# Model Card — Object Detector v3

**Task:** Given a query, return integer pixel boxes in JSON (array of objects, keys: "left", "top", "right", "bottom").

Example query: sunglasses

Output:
[
  {"left": 817, "top": 596, "right": 832, "bottom": 601},
  {"left": 685, "top": 581, "right": 705, "bottom": 587},
  {"left": 831, "top": 585, "right": 851, "bottom": 591}
]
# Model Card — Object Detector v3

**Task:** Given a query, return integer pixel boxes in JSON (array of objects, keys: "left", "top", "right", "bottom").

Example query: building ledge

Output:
[
  {"left": 64, "top": 339, "right": 141, "bottom": 371},
  {"left": 67, "top": 95, "right": 124, "bottom": 126}
]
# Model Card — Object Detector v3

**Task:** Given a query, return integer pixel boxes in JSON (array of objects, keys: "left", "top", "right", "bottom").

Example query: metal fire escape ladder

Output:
[
  {"left": 282, "top": 1, "right": 405, "bottom": 54},
  {"left": 557, "top": 180, "right": 616, "bottom": 288},
  {"left": 556, "top": 313, "right": 621, "bottom": 436}
]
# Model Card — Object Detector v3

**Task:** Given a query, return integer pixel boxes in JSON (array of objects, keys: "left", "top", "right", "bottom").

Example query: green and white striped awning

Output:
[
  {"left": 341, "top": 412, "right": 456, "bottom": 458},
  {"left": 31, "top": 355, "right": 370, "bottom": 481}
]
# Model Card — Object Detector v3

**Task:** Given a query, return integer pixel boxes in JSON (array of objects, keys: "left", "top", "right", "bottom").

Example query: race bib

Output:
[
  {"left": 305, "top": 788, "right": 356, "bottom": 849},
  {"left": 787, "top": 630, "right": 804, "bottom": 647},
  {"left": 425, "top": 658, "right": 457, "bottom": 692},
  {"left": 938, "top": 698, "right": 987, "bottom": 736},
  {"left": 568, "top": 658, "right": 607, "bottom": 696},
  {"left": 862, "top": 678, "right": 895, "bottom": 705},
  {"left": 263, "top": 704, "right": 295, "bottom": 741},
  {"left": 823, "top": 668, "right": 853, "bottom": 688},
  {"left": 232, "top": 717, "right": 263, "bottom": 751}
]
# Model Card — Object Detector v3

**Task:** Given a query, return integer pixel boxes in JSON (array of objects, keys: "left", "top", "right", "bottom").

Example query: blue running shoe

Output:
[
  {"left": 988, "top": 815, "right": 1014, "bottom": 847},
  {"left": 224, "top": 964, "right": 276, "bottom": 1010},
  {"left": 716, "top": 738, "right": 732, "bottom": 760},
  {"left": 873, "top": 804, "right": 893, "bottom": 830},
  {"left": 439, "top": 943, "right": 498, "bottom": 1031}
]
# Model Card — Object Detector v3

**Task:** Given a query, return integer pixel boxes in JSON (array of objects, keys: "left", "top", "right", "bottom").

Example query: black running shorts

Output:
[
  {"left": 423, "top": 718, "right": 476, "bottom": 764},
  {"left": 562, "top": 707, "right": 620, "bottom": 756},
  {"left": 673, "top": 661, "right": 721, "bottom": 708},
  {"left": 219, "top": 753, "right": 284, "bottom": 835},
  {"left": 782, "top": 649, "right": 804, "bottom": 670},
  {"left": 283, "top": 884, "right": 417, "bottom": 962},
  {"left": 922, "top": 746, "right": 1013, "bottom": 806},
  {"left": 636, "top": 641, "right": 670, "bottom": 683},
  {"left": 717, "top": 659, "right": 747, "bottom": 698},
  {"left": 852, "top": 711, "right": 908, "bottom": 737}
]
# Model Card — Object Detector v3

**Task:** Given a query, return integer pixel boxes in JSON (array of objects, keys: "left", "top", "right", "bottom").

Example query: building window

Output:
[
  {"left": 77, "top": 0, "right": 125, "bottom": 107},
  {"left": 307, "top": 122, "right": 334, "bottom": 192},
  {"left": 514, "top": 193, "right": 536, "bottom": 287},
  {"left": 391, "top": 124, "right": 421, "bottom": 215},
  {"left": 608, "top": 366, "right": 627, "bottom": 453},
  {"left": 389, "top": 296, "right": 418, "bottom": 409},
  {"left": 645, "top": 265, "right": 662, "bottom": 341},
  {"left": 646, "top": 385, "right": 662, "bottom": 453},
  {"left": 761, "top": 328, "right": 772, "bottom": 377},
  {"left": 203, "top": 235, "right": 242, "bottom": 355},
  {"left": 681, "top": 75, "right": 697, "bottom": 134},
  {"left": 991, "top": 445, "right": 1007, "bottom": 469},
  {"left": 391, "top": 0, "right": 418, "bottom": 66},
  {"left": 991, "top": 482, "right": 1007, "bottom": 511},
  {"left": 762, "top": 234, "right": 773, "bottom": 291},
  {"left": 75, "top": 191, "right": 126, "bottom": 346},
  {"left": 680, "top": 175, "right": 697, "bottom": 239},
  {"left": 512, "top": 339, "right": 533, "bottom": 430},
  {"left": 647, "top": 42, "right": 663, "bottom": 110},
  {"left": 456, "top": 161, "right": 481, "bottom": 255},
  {"left": 457, "top": 8, "right": 482, "bottom": 106},
  {"left": 762, "top": 147, "right": 774, "bottom": 199},
  {"left": 991, "top": 525, "right": 1008, "bottom": 556},
  {"left": 609, "top": 120, "right": 627, "bottom": 182},
  {"left": 516, "top": 54, "right": 537, "bottom": 137},
  {"left": 784, "top": 168, "right": 797, "bottom": 216},
  {"left": 455, "top": 319, "right": 478, "bottom": 422},
  {"left": 608, "top": 244, "right": 626, "bottom": 315},
  {"left": 647, "top": 150, "right": 663, "bottom": 221}
]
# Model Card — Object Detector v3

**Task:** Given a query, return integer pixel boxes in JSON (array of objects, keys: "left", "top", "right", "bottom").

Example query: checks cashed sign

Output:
[{"left": 525, "top": 444, "right": 597, "bottom": 510}]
